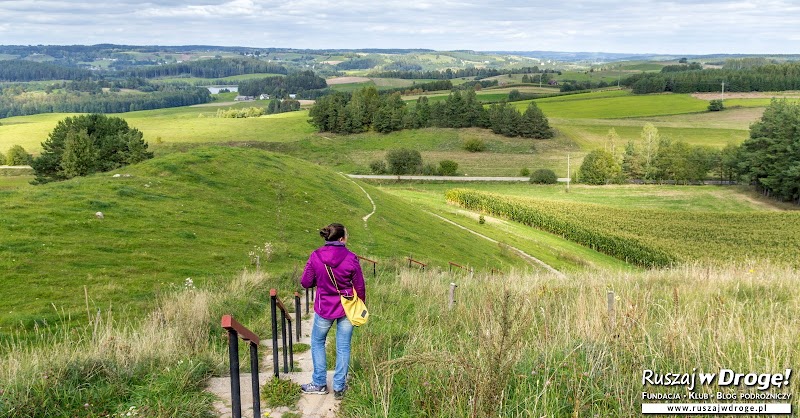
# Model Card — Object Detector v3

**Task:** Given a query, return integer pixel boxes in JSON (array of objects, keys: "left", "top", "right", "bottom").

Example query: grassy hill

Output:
[{"left": 0, "top": 146, "right": 537, "bottom": 338}]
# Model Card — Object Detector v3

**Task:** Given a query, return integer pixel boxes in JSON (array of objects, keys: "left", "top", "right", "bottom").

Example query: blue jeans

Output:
[{"left": 311, "top": 314, "right": 354, "bottom": 391}]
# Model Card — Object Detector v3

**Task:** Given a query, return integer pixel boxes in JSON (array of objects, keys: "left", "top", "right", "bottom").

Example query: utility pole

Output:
[
  {"left": 721, "top": 82, "right": 725, "bottom": 102},
  {"left": 617, "top": 64, "right": 621, "bottom": 89},
  {"left": 567, "top": 153, "right": 571, "bottom": 193}
]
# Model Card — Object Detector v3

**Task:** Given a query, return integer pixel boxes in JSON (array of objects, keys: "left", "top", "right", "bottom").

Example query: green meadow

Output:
[
  {"left": 0, "top": 147, "right": 535, "bottom": 340},
  {"left": 1, "top": 80, "right": 799, "bottom": 417}
]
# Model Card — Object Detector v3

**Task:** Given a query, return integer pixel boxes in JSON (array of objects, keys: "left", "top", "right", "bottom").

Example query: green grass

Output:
[
  {"left": 0, "top": 146, "right": 532, "bottom": 338},
  {"left": 261, "top": 378, "right": 301, "bottom": 408},
  {"left": 329, "top": 81, "right": 376, "bottom": 92},
  {"left": 0, "top": 175, "right": 34, "bottom": 190}
]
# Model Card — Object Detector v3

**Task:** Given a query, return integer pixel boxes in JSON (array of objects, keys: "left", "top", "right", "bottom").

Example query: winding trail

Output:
[
  {"left": 425, "top": 211, "right": 566, "bottom": 278},
  {"left": 341, "top": 172, "right": 564, "bottom": 276},
  {"left": 339, "top": 173, "right": 377, "bottom": 223}
]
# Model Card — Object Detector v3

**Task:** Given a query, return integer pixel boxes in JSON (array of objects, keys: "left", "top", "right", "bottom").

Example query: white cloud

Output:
[{"left": 0, "top": 0, "right": 798, "bottom": 53}]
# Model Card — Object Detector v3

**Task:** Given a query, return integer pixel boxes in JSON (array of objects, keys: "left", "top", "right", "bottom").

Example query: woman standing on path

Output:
[{"left": 300, "top": 223, "right": 366, "bottom": 400}]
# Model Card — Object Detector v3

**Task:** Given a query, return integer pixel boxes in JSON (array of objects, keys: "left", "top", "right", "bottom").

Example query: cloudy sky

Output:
[{"left": 2, "top": 0, "right": 799, "bottom": 54}]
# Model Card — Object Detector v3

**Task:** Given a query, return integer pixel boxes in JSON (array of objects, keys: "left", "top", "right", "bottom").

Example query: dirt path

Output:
[
  {"left": 206, "top": 297, "right": 339, "bottom": 418},
  {"left": 339, "top": 173, "right": 376, "bottom": 223},
  {"left": 691, "top": 91, "right": 800, "bottom": 100},
  {"left": 425, "top": 211, "right": 566, "bottom": 278}
]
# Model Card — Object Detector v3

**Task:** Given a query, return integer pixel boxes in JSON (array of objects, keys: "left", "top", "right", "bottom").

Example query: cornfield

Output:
[{"left": 445, "top": 188, "right": 800, "bottom": 267}]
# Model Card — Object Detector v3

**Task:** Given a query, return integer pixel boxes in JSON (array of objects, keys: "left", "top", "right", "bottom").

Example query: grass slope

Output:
[{"left": 0, "top": 147, "right": 529, "bottom": 339}]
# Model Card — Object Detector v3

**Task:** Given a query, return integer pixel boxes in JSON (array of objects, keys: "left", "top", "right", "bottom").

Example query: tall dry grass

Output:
[
  {"left": 0, "top": 270, "right": 272, "bottom": 417},
  {"left": 343, "top": 263, "right": 800, "bottom": 417}
]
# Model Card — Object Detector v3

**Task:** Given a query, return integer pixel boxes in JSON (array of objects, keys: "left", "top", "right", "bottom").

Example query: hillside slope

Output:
[{"left": 0, "top": 147, "right": 529, "bottom": 337}]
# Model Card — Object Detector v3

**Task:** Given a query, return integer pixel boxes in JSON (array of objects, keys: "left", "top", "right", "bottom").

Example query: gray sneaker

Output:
[
  {"left": 301, "top": 383, "right": 328, "bottom": 395},
  {"left": 333, "top": 384, "right": 348, "bottom": 400}
]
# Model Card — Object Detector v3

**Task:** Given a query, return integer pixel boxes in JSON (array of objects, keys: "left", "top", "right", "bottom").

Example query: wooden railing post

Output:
[{"left": 449, "top": 282, "right": 458, "bottom": 310}]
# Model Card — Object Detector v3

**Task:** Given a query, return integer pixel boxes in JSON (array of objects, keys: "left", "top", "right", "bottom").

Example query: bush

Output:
[
  {"left": 5, "top": 145, "right": 32, "bottom": 166},
  {"left": 385, "top": 148, "right": 422, "bottom": 175},
  {"left": 0, "top": 149, "right": 5, "bottom": 165},
  {"left": 708, "top": 99, "right": 724, "bottom": 111},
  {"left": 369, "top": 160, "right": 387, "bottom": 174},
  {"left": 519, "top": 168, "right": 530, "bottom": 177},
  {"left": 438, "top": 160, "right": 459, "bottom": 176},
  {"left": 421, "top": 163, "right": 438, "bottom": 175},
  {"left": 463, "top": 138, "right": 486, "bottom": 152},
  {"left": 529, "top": 168, "right": 558, "bottom": 184}
]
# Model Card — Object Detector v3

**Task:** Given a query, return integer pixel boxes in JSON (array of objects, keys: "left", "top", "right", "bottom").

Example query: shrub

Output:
[
  {"left": 369, "top": 160, "right": 387, "bottom": 174},
  {"left": 708, "top": 99, "right": 724, "bottom": 111},
  {"left": 438, "top": 160, "right": 459, "bottom": 176},
  {"left": 529, "top": 168, "right": 558, "bottom": 184},
  {"left": 519, "top": 167, "right": 530, "bottom": 177},
  {"left": 463, "top": 138, "right": 486, "bottom": 152},
  {"left": 421, "top": 163, "right": 438, "bottom": 176},
  {"left": 385, "top": 148, "right": 422, "bottom": 175},
  {"left": 0, "top": 149, "right": 5, "bottom": 165},
  {"left": 5, "top": 145, "right": 32, "bottom": 166}
]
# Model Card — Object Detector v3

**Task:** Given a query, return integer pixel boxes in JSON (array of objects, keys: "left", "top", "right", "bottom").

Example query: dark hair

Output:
[{"left": 320, "top": 223, "right": 347, "bottom": 242}]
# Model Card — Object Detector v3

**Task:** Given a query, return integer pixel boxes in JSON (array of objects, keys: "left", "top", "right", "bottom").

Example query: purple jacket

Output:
[{"left": 301, "top": 241, "right": 366, "bottom": 320}]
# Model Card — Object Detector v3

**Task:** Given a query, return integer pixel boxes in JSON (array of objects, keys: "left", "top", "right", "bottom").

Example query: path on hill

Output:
[
  {"left": 339, "top": 173, "right": 377, "bottom": 223},
  {"left": 349, "top": 174, "right": 571, "bottom": 182},
  {"left": 426, "top": 211, "right": 566, "bottom": 278},
  {"left": 206, "top": 296, "right": 339, "bottom": 418}
]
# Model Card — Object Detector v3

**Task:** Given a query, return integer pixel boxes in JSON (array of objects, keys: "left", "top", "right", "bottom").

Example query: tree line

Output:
[
  {"left": 0, "top": 86, "right": 210, "bottom": 118},
  {"left": 579, "top": 100, "right": 800, "bottom": 204},
  {"left": 0, "top": 60, "right": 96, "bottom": 82},
  {"left": 122, "top": 58, "right": 288, "bottom": 79},
  {"left": 368, "top": 66, "right": 555, "bottom": 80},
  {"left": 237, "top": 71, "right": 327, "bottom": 98},
  {"left": 308, "top": 86, "right": 553, "bottom": 138},
  {"left": 623, "top": 62, "right": 800, "bottom": 94}
]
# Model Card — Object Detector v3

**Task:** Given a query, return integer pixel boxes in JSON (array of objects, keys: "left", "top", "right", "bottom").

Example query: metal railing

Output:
[
  {"left": 270, "top": 289, "right": 295, "bottom": 378},
  {"left": 221, "top": 315, "right": 261, "bottom": 418}
]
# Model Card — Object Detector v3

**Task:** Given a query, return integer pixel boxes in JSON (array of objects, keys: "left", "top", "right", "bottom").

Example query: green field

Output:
[
  {"left": 0, "top": 147, "right": 538, "bottom": 339},
  {"left": 378, "top": 182, "right": 785, "bottom": 212},
  {"left": 525, "top": 91, "right": 711, "bottom": 119}
]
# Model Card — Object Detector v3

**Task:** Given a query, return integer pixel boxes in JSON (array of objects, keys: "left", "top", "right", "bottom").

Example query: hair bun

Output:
[{"left": 319, "top": 226, "right": 331, "bottom": 240}]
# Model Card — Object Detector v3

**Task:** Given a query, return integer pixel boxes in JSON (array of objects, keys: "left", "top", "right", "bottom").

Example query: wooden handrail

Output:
[
  {"left": 406, "top": 257, "right": 427, "bottom": 268},
  {"left": 357, "top": 254, "right": 378, "bottom": 277},
  {"left": 221, "top": 314, "right": 260, "bottom": 345}
]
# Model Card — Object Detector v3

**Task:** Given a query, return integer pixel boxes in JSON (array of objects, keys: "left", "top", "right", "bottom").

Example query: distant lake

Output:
[{"left": 205, "top": 85, "right": 238, "bottom": 94}]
